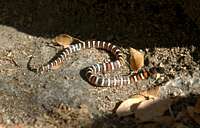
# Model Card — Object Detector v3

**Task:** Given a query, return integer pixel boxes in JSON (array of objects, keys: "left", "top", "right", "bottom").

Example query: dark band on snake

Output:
[{"left": 38, "top": 41, "right": 159, "bottom": 87}]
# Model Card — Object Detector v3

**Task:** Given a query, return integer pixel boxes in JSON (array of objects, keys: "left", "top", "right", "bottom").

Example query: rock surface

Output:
[{"left": 0, "top": 0, "right": 199, "bottom": 127}]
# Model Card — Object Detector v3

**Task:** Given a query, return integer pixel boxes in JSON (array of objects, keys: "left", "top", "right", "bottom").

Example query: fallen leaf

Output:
[
  {"left": 172, "top": 123, "right": 189, "bottom": 128},
  {"left": 0, "top": 124, "right": 5, "bottom": 128},
  {"left": 116, "top": 95, "right": 146, "bottom": 117},
  {"left": 134, "top": 98, "right": 173, "bottom": 122},
  {"left": 54, "top": 34, "right": 73, "bottom": 48},
  {"left": 187, "top": 106, "right": 200, "bottom": 125},
  {"left": 194, "top": 97, "right": 200, "bottom": 113},
  {"left": 137, "top": 123, "right": 160, "bottom": 128},
  {"left": 183, "top": 97, "right": 200, "bottom": 125},
  {"left": 152, "top": 116, "right": 176, "bottom": 126},
  {"left": 139, "top": 86, "right": 160, "bottom": 98},
  {"left": 176, "top": 108, "right": 191, "bottom": 124},
  {"left": 13, "top": 124, "right": 24, "bottom": 128},
  {"left": 129, "top": 48, "right": 144, "bottom": 71}
]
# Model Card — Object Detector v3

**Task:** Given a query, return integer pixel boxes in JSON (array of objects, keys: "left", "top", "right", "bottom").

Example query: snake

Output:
[{"left": 37, "top": 40, "right": 161, "bottom": 87}]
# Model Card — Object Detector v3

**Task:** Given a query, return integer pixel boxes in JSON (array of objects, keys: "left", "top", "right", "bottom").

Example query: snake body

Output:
[{"left": 38, "top": 41, "right": 159, "bottom": 86}]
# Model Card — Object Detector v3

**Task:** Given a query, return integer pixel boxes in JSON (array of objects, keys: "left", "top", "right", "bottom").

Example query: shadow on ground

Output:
[
  {"left": 0, "top": 0, "right": 200, "bottom": 48},
  {"left": 90, "top": 94, "right": 200, "bottom": 128},
  {"left": 0, "top": 0, "right": 200, "bottom": 127}
]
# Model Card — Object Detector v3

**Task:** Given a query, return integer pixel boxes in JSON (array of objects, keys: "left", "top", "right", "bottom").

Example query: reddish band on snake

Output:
[{"left": 38, "top": 41, "right": 159, "bottom": 87}]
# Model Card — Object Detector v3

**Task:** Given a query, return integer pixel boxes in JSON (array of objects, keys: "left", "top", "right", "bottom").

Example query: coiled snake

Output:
[{"left": 37, "top": 40, "right": 161, "bottom": 87}]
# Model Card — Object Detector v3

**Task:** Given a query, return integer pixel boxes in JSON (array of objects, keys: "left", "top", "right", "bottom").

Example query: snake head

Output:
[
  {"left": 149, "top": 66, "right": 165, "bottom": 74},
  {"left": 148, "top": 66, "right": 165, "bottom": 83},
  {"left": 37, "top": 66, "right": 45, "bottom": 74}
]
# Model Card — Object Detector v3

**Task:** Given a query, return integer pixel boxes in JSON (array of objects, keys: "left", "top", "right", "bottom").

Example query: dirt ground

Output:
[{"left": 0, "top": 0, "right": 200, "bottom": 128}]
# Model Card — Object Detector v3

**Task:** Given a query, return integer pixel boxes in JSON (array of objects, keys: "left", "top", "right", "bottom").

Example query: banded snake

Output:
[{"left": 37, "top": 40, "right": 162, "bottom": 87}]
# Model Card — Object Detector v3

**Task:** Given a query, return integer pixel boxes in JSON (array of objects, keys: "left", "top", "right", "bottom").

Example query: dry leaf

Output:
[
  {"left": 185, "top": 97, "right": 200, "bottom": 125},
  {"left": 152, "top": 116, "right": 176, "bottom": 126},
  {"left": 116, "top": 95, "right": 146, "bottom": 117},
  {"left": 194, "top": 97, "right": 200, "bottom": 113},
  {"left": 176, "top": 109, "right": 190, "bottom": 123},
  {"left": 54, "top": 34, "right": 73, "bottom": 48},
  {"left": 0, "top": 124, "right": 5, "bottom": 128},
  {"left": 187, "top": 106, "right": 200, "bottom": 125},
  {"left": 134, "top": 98, "right": 173, "bottom": 122},
  {"left": 129, "top": 48, "right": 144, "bottom": 71},
  {"left": 172, "top": 123, "right": 189, "bottom": 128},
  {"left": 139, "top": 86, "right": 160, "bottom": 98},
  {"left": 137, "top": 123, "right": 160, "bottom": 128}
]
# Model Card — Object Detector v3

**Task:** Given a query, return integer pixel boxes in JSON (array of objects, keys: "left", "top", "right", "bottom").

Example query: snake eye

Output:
[
  {"left": 149, "top": 67, "right": 165, "bottom": 74},
  {"left": 149, "top": 67, "right": 157, "bottom": 74},
  {"left": 156, "top": 67, "right": 165, "bottom": 74},
  {"left": 37, "top": 66, "right": 44, "bottom": 74}
]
